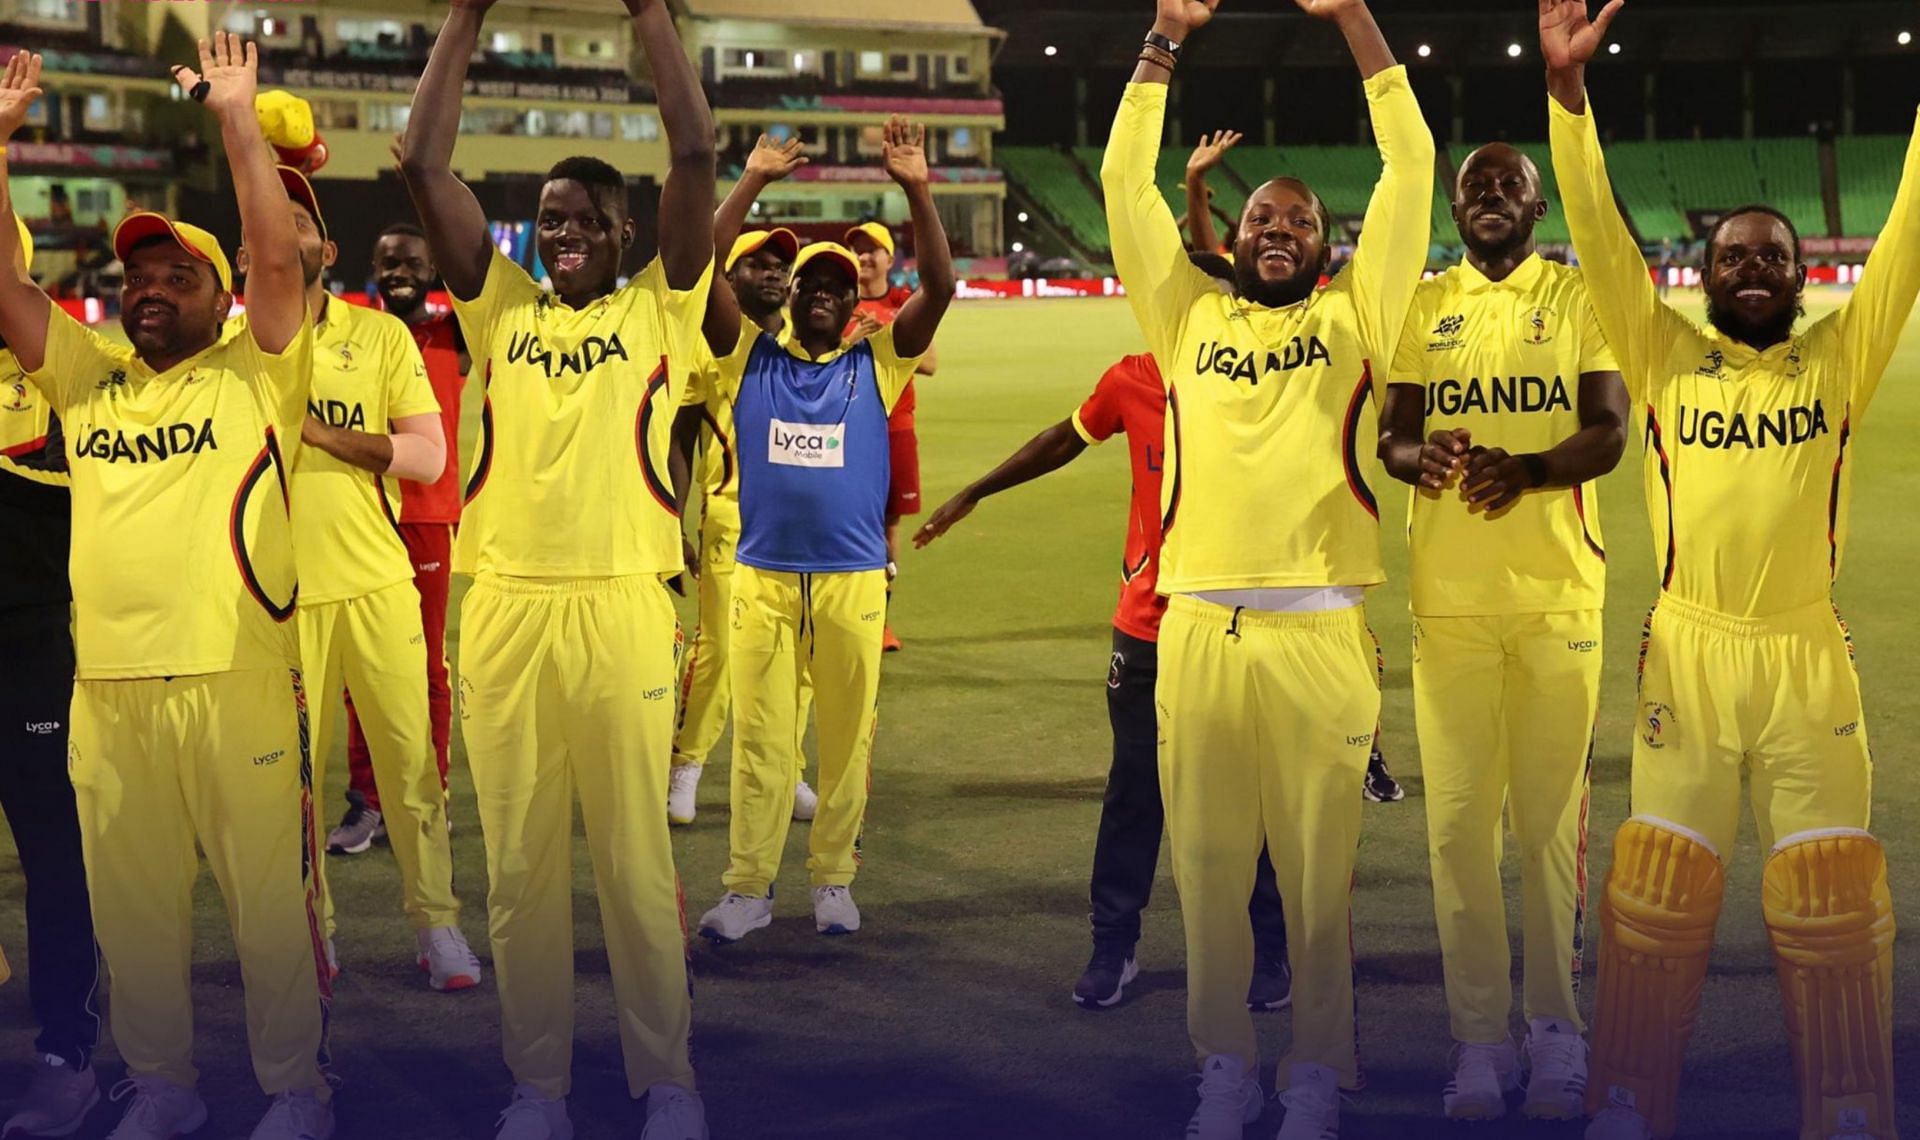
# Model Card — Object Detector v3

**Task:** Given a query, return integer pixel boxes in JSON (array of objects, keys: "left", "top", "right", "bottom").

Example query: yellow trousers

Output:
[
  {"left": 723, "top": 565, "right": 886, "bottom": 896},
  {"left": 1413, "top": 610, "right": 1600, "bottom": 1043},
  {"left": 1632, "top": 595, "right": 1872, "bottom": 853},
  {"left": 299, "top": 578, "right": 458, "bottom": 935},
  {"left": 459, "top": 574, "right": 694, "bottom": 1098},
  {"left": 1157, "top": 596, "right": 1378, "bottom": 1088},
  {"left": 673, "top": 499, "right": 813, "bottom": 767},
  {"left": 68, "top": 669, "right": 329, "bottom": 1094}
]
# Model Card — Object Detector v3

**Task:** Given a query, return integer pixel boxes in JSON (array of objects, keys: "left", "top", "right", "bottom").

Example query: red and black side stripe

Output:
[
  {"left": 373, "top": 471, "right": 403, "bottom": 539},
  {"left": 634, "top": 356, "right": 679, "bottom": 517},
  {"left": 1120, "top": 550, "right": 1149, "bottom": 583},
  {"left": 230, "top": 428, "right": 297, "bottom": 623},
  {"left": 463, "top": 365, "right": 494, "bottom": 506},
  {"left": 287, "top": 668, "right": 335, "bottom": 1066},
  {"left": 1159, "top": 385, "right": 1183, "bottom": 537},
  {"left": 1827, "top": 408, "right": 1853, "bottom": 580},
  {"left": 1569, "top": 731, "right": 1595, "bottom": 995},
  {"left": 698, "top": 405, "right": 736, "bottom": 495},
  {"left": 0, "top": 434, "right": 47, "bottom": 459},
  {"left": 1644, "top": 406, "right": 1677, "bottom": 590},
  {"left": 1341, "top": 366, "right": 1379, "bottom": 520},
  {"left": 1572, "top": 483, "right": 1606, "bottom": 561}
]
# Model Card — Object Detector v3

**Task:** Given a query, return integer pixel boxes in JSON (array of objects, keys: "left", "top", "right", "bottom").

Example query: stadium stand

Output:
[
  {"left": 1837, "top": 134, "right": 1908, "bottom": 236},
  {"left": 1599, "top": 141, "right": 1691, "bottom": 242},
  {"left": 1224, "top": 144, "right": 1450, "bottom": 244},
  {"left": 1000, "top": 146, "right": 1110, "bottom": 254}
]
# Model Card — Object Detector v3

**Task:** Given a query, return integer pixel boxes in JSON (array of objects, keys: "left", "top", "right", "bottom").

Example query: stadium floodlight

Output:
[
  {"left": 1416, "top": 44, "right": 1432, "bottom": 58},
  {"left": 745, "top": 51, "right": 756, "bottom": 67},
  {"left": 1901, "top": 30, "right": 1913, "bottom": 46},
  {"left": 1044, "top": 45, "right": 1059, "bottom": 57},
  {"left": 1608, "top": 42, "right": 1622, "bottom": 54},
  {"left": 1018, "top": 211, "right": 1030, "bottom": 223},
  {"left": 1507, "top": 43, "right": 1523, "bottom": 58},
  {"left": 1011, "top": 241, "right": 1025, "bottom": 253}
]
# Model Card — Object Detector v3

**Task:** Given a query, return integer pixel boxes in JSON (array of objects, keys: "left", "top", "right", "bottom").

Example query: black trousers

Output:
[
  {"left": 1089, "top": 628, "right": 1287, "bottom": 960},
  {"left": 0, "top": 604, "right": 100, "bottom": 1068}
]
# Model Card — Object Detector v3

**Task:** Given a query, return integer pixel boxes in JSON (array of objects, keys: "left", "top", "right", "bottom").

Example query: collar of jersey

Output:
[
  {"left": 1457, "top": 253, "right": 1544, "bottom": 294},
  {"left": 314, "top": 293, "right": 354, "bottom": 345},
  {"left": 1702, "top": 323, "right": 1800, "bottom": 362},
  {"left": 775, "top": 322, "right": 856, "bottom": 366}
]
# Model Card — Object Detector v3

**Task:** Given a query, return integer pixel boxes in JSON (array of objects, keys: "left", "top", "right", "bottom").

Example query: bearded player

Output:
[
  {"left": 1380, "top": 140, "right": 1625, "bottom": 1120},
  {"left": 1544, "top": 2, "right": 1919, "bottom": 1138},
  {"left": 331, "top": 222, "right": 469, "bottom": 859},
  {"left": 1104, "top": 0, "right": 1432, "bottom": 1136},
  {"left": 0, "top": 39, "right": 334, "bottom": 1140},
  {"left": 400, "top": 0, "right": 716, "bottom": 1132}
]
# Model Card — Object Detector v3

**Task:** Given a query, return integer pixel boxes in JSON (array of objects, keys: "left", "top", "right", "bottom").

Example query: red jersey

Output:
[
  {"left": 1071, "top": 353, "right": 1168, "bottom": 642},
  {"left": 396, "top": 311, "right": 467, "bottom": 524},
  {"left": 853, "top": 287, "right": 918, "bottom": 428}
]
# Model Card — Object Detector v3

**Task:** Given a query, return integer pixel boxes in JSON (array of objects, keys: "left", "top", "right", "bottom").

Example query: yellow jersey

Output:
[
  {"left": 450, "top": 247, "right": 713, "bottom": 579},
  {"left": 26, "top": 308, "right": 312, "bottom": 679},
  {"left": 1552, "top": 98, "right": 1920, "bottom": 618},
  {"left": 1389, "top": 254, "right": 1618, "bottom": 616},
  {"left": 282, "top": 300, "right": 440, "bottom": 604},
  {"left": 0, "top": 349, "right": 66, "bottom": 488},
  {"left": 1102, "top": 69, "right": 1434, "bottom": 592},
  {"left": 690, "top": 341, "right": 737, "bottom": 510}
]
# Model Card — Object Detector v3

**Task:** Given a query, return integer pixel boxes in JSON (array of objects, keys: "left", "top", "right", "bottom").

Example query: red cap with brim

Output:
[
  {"left": 111, "top": 213, "right": 233, "bottom": 293},
  {"left": 275, "top": 165, "right": 327, "bottom": 243}
]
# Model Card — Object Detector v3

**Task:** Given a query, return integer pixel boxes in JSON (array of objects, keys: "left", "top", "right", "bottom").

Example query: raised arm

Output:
[
  {"left": 881, "top": 117, "right": 954, "bottom": 360},
  {"left": 629, "top": 0, "right": 714, "bottom": 289},
  {"left": 1184, "top": 129, "right": 1241, "bottom": 252},
  {"left": 174, "top": 34, "right": 302, "bottom": 354},
  {"left": 399, "top": 0, "right": 496, "bottom": 302},
  {"left": 1296, "top": 0, "right": 1394, "bottom": 80},
  {"left": 1542, "top": 1, "right": 1677, "bottom": 397},
  {"left": 0, "top": 53, "right": 51, "bottom": 372},
  {"left": 704, "top": 134, "right": 807, "bottom": 356},
  {"left": 1833, "top": 105, "right": 1920, "bottom": 412},
  {"left": 914, "top": 420, "right": 1086, "bottom": 547}
]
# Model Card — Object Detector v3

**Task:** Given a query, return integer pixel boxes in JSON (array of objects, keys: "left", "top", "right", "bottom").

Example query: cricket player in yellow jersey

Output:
[
  {"left": 0, "top": 38, "right": 335, "bottom": 1140},
  {"left": 400, "top": 0, "right": 715, "bottom": 1134},
  {"left": 243, "top": 168, "right": 481, "bottom": 991},
  {"left": 1104, "top": 1, "right": 1432, "bottom": 1136},
  {"left": 668, "top": 133, "right": 817, "bottom": 827},
  {"left": 1380, "top": 142, "right": 1626, "bottom": 1122},
  {"left": 1544, "top": 3, "right": 1920, "bottom": 1138}
]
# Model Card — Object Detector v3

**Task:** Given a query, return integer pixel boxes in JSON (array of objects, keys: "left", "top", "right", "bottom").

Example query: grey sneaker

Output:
[
  {"left": 4, "top": 1053, "right": 99, "bottom": 1137},
  {"left": 326, "top": 792, "right": 385, "bottom": 855},
  {"left": 104, "top": 1076, "right": 206, "bottom": 1140}
]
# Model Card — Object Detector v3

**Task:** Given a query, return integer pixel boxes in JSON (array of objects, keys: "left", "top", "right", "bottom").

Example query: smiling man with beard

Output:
[
  {"left": 1543, "top": 3, "right": 1920, "bottom": 1139},
  {"left": 397, "top": 0, "right": 716, "bottom": 1133},
  {"left": 1379, "top": 140, "right": 1626, "bottom": 1123},
  {"left": 0, "top": 36, "right": 335, "bottom": 1140},
  {"left": 1101, "top": 1, "right": 1432, "bottom": 1136},
  {"left": 694, "top": 115, "right": 953, "bottom": 948}
]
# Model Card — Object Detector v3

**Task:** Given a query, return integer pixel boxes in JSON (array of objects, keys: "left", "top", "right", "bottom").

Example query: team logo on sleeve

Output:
[
  {"left": 1640, "top": 701, "right": 1675, "bottom": 749},
  {"left": 1523, "top": 306, "right": 1556, "bottom": 345}
]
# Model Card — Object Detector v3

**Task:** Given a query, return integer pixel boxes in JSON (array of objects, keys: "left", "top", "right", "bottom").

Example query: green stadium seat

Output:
[
  {"left": 999, "top": 146, "right": 1110, "bottom": 255},
  {"left": 1837, "top": 135, "right": 1907, "bottom": 237},
  {"left": 1583, "top": 137, "right": 1824, "bottom": 243}
]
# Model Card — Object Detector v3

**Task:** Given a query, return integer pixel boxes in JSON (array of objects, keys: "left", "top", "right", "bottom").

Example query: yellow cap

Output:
[
  {"left": 275, "top": 164, "right": 327, "bottom": 243},
  {"left": 791, "top": 241, "right": 861, "bottom": 285},
  {"left": 843, "top": 221, "right": 894, "bottom": 256},
  {"left": 255, "top": 90, "right": 316, "bottom": 149},
  {"left": 112, "top": 213, "right": 233, "bottom": 293},
  {"left": 725, "top": 227, "right": 798, "bottom": 272},
  {"left": 13, "top": 214, "right": 31, "bottom": 273}
]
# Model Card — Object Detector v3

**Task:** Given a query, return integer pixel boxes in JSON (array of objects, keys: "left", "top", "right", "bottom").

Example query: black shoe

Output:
[
  {"left": 1362, "top": 748, "right": 1405, "bottom": 803},
  {"left": 1247, "top": 958, "right": 1292, "bottom": 1011},
  {"left": 1072, "top": 946, "right": 1139, "bottom": 1009}
]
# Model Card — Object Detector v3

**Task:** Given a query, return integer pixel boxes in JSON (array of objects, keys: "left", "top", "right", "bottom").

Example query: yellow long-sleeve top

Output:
[
  {"left": 1102, "top": 69, "right": 1434, "bottom": 592},
  {"left": 1551, "top": 97, "right": 1920, "bottom": 619}
]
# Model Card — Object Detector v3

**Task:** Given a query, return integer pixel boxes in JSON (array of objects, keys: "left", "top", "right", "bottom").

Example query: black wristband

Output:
[
  {"left": 1520, "top": 452, "right": 1548, "bottom": 488},
  {"left": 1144, "top": 31, "right": 1183, "bottom": 57}
]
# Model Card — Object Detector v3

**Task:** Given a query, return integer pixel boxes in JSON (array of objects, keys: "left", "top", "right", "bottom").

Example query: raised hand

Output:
[
  {"left": 1416, "top": 428, "right": 1472, "bottom": 490},
  {"left": 881, "top": 116, "right": 928, "bottom": 189},
  {"left": 1186, "top": 130, "right": 1243, "bottom": 181},
  {"left": 1538, "top": 0, "right": 1624, "bottom": 71},
  {"left": 744, "top": 133, "right": 809, "bottom": 182},
  {"left": 171, "top": 32, "right": 259, "bottom": 120},
  {"left": 1154, "top": 0, "right": 1220, "bottom": 36},
  {"left": 845, "top": 310, "right": 885, "bottom": 344},
  {"left": 0, "top": 52, "right": 42, "bottom": 143},
  {"left": 1292, "top": 0, "right": 1366, "bottom": 20}
]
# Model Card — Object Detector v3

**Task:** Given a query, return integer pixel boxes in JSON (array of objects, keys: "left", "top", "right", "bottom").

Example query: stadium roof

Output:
[{"left": 676, "top": 0, "right": 989, "bottom": 34}]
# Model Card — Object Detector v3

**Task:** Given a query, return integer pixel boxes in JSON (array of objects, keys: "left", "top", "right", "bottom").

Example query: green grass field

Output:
[{"left": 1, "top": 287, "right": 1916, "bottom": 1138}]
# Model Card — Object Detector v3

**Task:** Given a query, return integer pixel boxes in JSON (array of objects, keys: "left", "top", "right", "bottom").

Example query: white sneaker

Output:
[
  {"left": 667, "top": 765, "right": 701, "bottom": 826},
  {"left": 1522, "top": 1026, "right": 1590, "bottom": 1120},
  {"left": 697, "top": 892, "right": 773, "bottom": 944},
  {"left": 6, "top": 1054, "right": 100, "bottom": 1137},
  {"left": 1184, "top": 1054, "right": 1261, "bottom": 1139},
  {"left": 791, "top": 779, "right": 818, "bottom": 822},
  {"left": 104, "top": 1075, "right": 206, "bottom": 1140},
  {"left": 1275, "top": 1063, "right": 1342, "bottom": 1140},
  {"left": 1586, "top": 1106, "right": 1654, "bottom": 1140},
  {"left": 812, "top": 884, "right": 859, "bottom": 935},
  {"left": 249, "top": 1089, "right": 333, "bottom": 1140},
  {"left": 494, "top": 1085, "right": 572, "bottom": 1140},
  {"left": 639, "top": 1083, "right": 708, "bottom": 1140},
  {"left": 416, "top": 925, "right": 483, "bottom": 992},
  {"left": 1443, "top": 1038, "right": 1519, "bottom": 1120}
]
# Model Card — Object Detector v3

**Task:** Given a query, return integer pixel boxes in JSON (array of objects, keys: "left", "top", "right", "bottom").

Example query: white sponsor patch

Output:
[{"left": 768, "top": 419, "right": 845, "bottom": 468}]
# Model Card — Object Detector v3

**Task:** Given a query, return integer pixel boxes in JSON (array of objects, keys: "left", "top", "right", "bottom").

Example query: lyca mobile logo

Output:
[{"left": 768, "top": 418, "right": 845, "bottom": 468}]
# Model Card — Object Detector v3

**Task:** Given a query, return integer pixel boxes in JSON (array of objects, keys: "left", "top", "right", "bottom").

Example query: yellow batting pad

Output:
[
  {"left": 1585, "top": 817, "right": 1726, "bottom": 1138},
  {"left": 1762, "top": 829, "right": 1898, "bottom": 1140}
]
